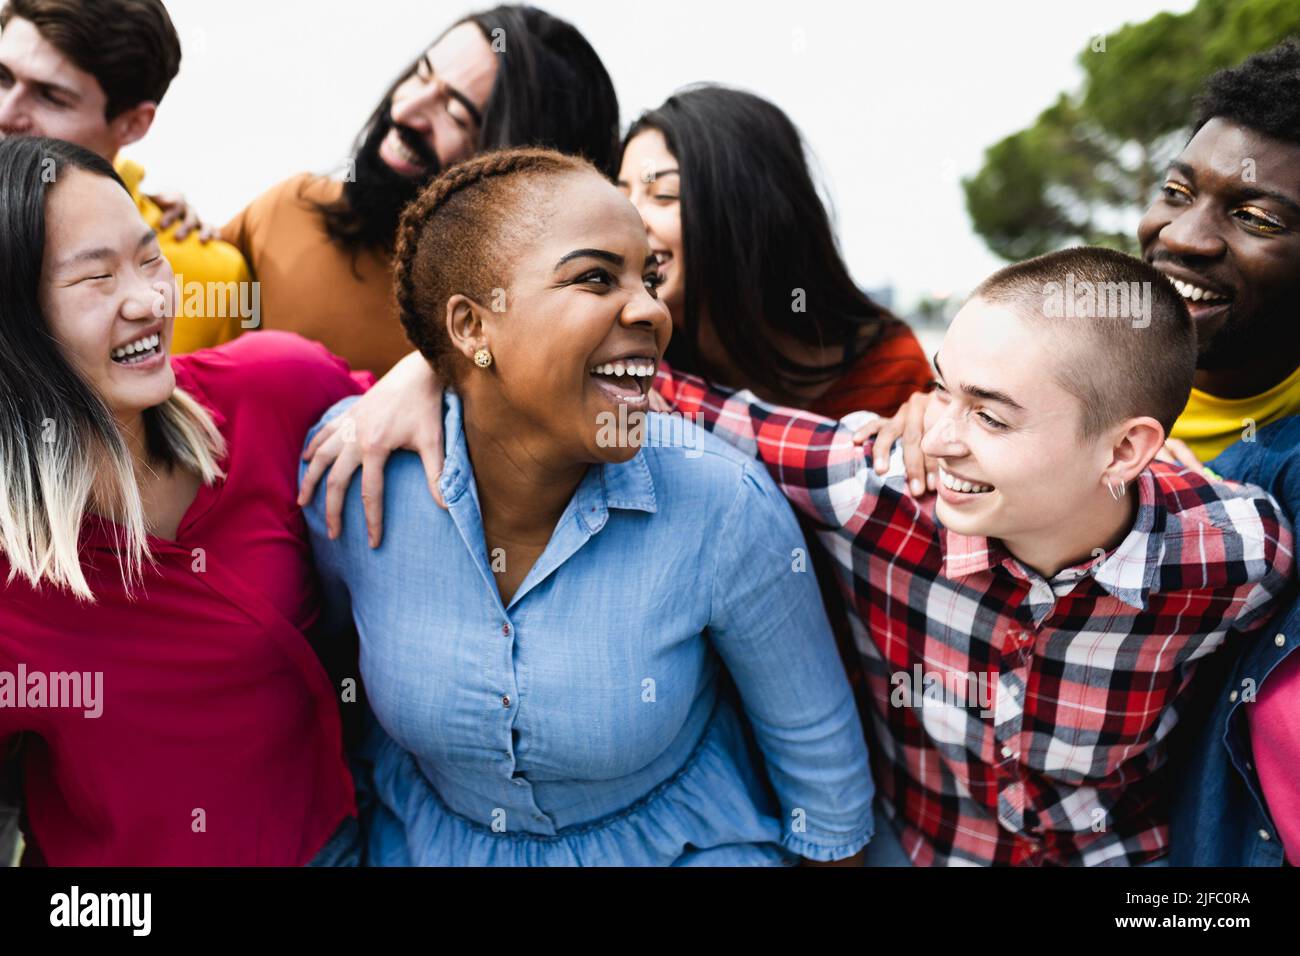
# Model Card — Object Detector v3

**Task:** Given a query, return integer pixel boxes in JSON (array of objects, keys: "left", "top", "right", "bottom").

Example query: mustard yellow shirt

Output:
[
  {"left": 1171, "top": 362, "right": 1300, "bottom": 461},
  {"left": 115, "top": 157, "right": 251, "bottom": 355}
]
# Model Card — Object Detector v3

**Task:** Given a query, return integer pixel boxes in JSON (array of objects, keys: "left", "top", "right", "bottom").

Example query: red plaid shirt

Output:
[{"left": 656, "top": 368, "right": 1295, "bottom": 866}]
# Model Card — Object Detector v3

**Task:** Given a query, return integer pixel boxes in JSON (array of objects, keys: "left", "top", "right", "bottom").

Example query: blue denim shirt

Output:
[
  {"left": 1169, "top": 415, "right": 1300, "bottom": 866},
  {"left": 302, "top": 394, "right": 875, "bottom": 866}
]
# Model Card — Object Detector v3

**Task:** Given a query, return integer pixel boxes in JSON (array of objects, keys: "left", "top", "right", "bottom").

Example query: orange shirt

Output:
[
  {"left": 811, "top": 320, "right": 933, "bottom": 420},
  {"left": 221, "top": 174, "right": 408, "bottom": 377}
]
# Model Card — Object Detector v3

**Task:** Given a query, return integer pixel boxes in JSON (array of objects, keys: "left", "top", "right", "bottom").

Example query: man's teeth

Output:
[
  {"left": 111, "top": 333, "right": 160, "bottom": 360},
  {"left": 1169, "top": 278, "right": 1228, "bottom": 303},
  {"left": 940, "top": 468, "right": 993, "bottom": 495},
  {"left": 589, "top": 360, "right": 656, "bottom": 378},
  {"left": 391, "top": 135, "right": 424, "bottom": 166}
]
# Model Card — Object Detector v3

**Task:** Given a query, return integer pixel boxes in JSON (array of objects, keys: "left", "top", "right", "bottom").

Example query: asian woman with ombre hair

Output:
[{"left": 0, "top": 135, "right": 390, "bottom": 866}]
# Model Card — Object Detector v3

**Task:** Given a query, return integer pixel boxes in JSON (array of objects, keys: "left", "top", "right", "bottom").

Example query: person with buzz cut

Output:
[
  {"left": 0, "top": 0, "right": 251, "bottom": 354},
  {"left": 835, "top": 37, "right": 1300, "bottom": 867},
  {"left": 646, "top": 247, "right": 1294, "bottom": 866}
]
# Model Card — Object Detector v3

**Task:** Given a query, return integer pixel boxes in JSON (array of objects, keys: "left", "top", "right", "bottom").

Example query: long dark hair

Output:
[
  {"left": 319, "top": 4, "right": 620, "bottom": 254},
  {"left": 625, "top": 85, "right": 894, "bottom": 403},
  {"left": 0, "top": 136, "right": 223, "bottom": 599}
]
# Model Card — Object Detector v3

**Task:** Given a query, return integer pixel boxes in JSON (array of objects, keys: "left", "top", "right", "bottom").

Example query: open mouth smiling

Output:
[
  {"left": 588, "top": 355, "right": 657, "bottom": 407},
  {"left": 110, "top": 330, "right": 163, "bottom": 367},
  {"left": 939, "top": 465, "right": 995, "bottom": 497},
  {"left": 1157, "top": 268, "right": 1235, "bottom": 318}
]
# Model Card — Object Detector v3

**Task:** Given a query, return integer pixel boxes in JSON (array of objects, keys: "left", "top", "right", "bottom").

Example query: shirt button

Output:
[
  {"left": 501, "top": 695, "right": 511, "bottom": 708},
  {"left": 1229, "top": 690, "right": 1239, "bottom": 703},
  {"left": 1276, "top": 634, "right": 1287, "bottom": 648},
  {"left": 1001, "top": 745, "right": 1014, "bottom": 758},
  {"left": 502, "top": 623, "right": 511, "bottom": 636},
  {"left": 1008, "top": 685, "right": 1019, "bottom": 697},
  {"left": 534, "top": 814, "right": 546, "bottom": 823},
  {"left": 1259, "top": 829, "right": 1272, "bottom": 842}
]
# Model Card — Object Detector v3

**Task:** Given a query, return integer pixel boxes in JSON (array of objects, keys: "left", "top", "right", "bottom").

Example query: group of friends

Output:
[{"left": 0, "top": 0, "right": 1297, "bottom": 867}]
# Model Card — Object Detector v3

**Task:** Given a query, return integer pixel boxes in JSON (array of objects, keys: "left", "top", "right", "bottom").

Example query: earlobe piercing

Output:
[
  {"left": 1105, "top": 477, "right": 1126, "bottom": 501},
  {"left": 474, "top": 348, "right": 493, "bottom": 369}
]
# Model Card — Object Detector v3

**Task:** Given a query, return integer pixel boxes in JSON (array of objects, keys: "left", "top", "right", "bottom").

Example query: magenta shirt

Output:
[
  {"left": 0, "top": 332, "right": 370, "bottom": 865},
  {"left": 1249, "top": 650, "right": 1300, "bottom": 865}
]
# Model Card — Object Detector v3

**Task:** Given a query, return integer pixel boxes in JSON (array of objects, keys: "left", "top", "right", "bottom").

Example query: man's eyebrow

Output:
[
  {"left": 447, "top": 85, "right": 483, "bottom": 128},
  {"left": 423, "top": 53, "right": 484, "bottom": 127},
  {"left": 57, "top": 229, "right": 157, "bottom": 269},
  {"left": 33, "top": 79, "right": 80, "bottom": 103},
  {"left": 0, "top": 60, "right": 81, "bottom": 103},
  {"left": 555, "top": 248, "right": 624, "bottom": 270},
  {"left": 1238, "top": 185, "right": 1300, "bottom": 218},
  {"left": 934, "top": 356, "right": 1026, "bottom": 412},
  {"left": 1169, "top": 160, "right": 1300, "bottom": 216}
]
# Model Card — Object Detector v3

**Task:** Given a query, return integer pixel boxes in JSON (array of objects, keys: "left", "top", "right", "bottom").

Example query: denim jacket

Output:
[{"left": 1169, "top": 415, "right": 1300, "bottom": 866}]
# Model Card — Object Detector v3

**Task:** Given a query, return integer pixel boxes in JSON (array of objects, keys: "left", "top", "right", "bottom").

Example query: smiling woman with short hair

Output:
[{"left": 302, "top": 148, "right": 876, "bottom": 866}]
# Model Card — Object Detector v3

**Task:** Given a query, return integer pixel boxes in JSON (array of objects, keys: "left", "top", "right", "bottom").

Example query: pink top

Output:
[
  {"left": 1249, "top": 649, "right": 1300, "bottom": 865},
  {"left": 0, "top": 332, "right": 371, "bottom": 865}
]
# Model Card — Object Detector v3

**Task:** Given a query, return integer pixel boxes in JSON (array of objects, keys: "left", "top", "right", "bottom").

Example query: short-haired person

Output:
[
  {"left": 301, "top": 149, "right": 876, "bottom": 866},
  {"left": 1157, "top": 40, "right": 1300, "bottom": 867},
  {"left": 0, "top": 0, "right": 251, "bottom": 354},
  {"left": 856, "top": 38, "right": 1300, "bottom": 865},
  {"left": 313, "top": 246, "right": 1294, "bottom": 865},
  {"left": 1140, "top": 38, "right": 1300, "bottom": 462},
  {"left": 693, "top": 247, "right": 1295, "bottom": 864},
  {"left": 657, "top": 247, "right": 1294, "bottom": 865},
  {"left": 870, "top": 38, "right": 1300, "bottom": 486},
  {"left": 220, "top": 4, "right": 621, "bottom": 376}
]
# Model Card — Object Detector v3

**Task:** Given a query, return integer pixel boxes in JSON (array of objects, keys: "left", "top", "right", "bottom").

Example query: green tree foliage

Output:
[{"left": 964, "top": 0, "right": 1300, "bottom": 260}]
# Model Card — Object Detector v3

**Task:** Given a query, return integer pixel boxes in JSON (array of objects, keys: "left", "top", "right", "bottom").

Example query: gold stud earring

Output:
[{"left": 473, "top": 348, "right": 493, "bottom": 369}]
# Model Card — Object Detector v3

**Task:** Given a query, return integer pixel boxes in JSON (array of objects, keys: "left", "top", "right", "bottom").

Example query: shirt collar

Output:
[
  {"left": 438, "top": 391, "right": 657, "bottom": 521},
  {"left": 939, "top": 468, "right": 1161, "bottom": 611}
]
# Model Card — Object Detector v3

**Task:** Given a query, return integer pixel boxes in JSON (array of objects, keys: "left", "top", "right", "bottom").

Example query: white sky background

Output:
[{"left": 133, "top": 0, "right": 1197, "bottom": 311}]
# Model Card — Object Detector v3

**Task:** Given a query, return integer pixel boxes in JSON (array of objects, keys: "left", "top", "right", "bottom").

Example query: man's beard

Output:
[
  {"left": 332, "top": 111, "right": 442, "bottom": 252},
  {"left": 1197, "top": 303, "right": 1290, "bottom": 372}
]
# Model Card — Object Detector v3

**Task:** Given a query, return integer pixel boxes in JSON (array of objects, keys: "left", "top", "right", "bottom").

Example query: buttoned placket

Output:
[
  {"left": 435, "top": 393, "right": 661, "bottom": 839},
  {"left": 990, "top": 564, "right": 1061, "bottom": 841},
  {"left": 443, "top": 446, "right": 629, "bottom": 837}
]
